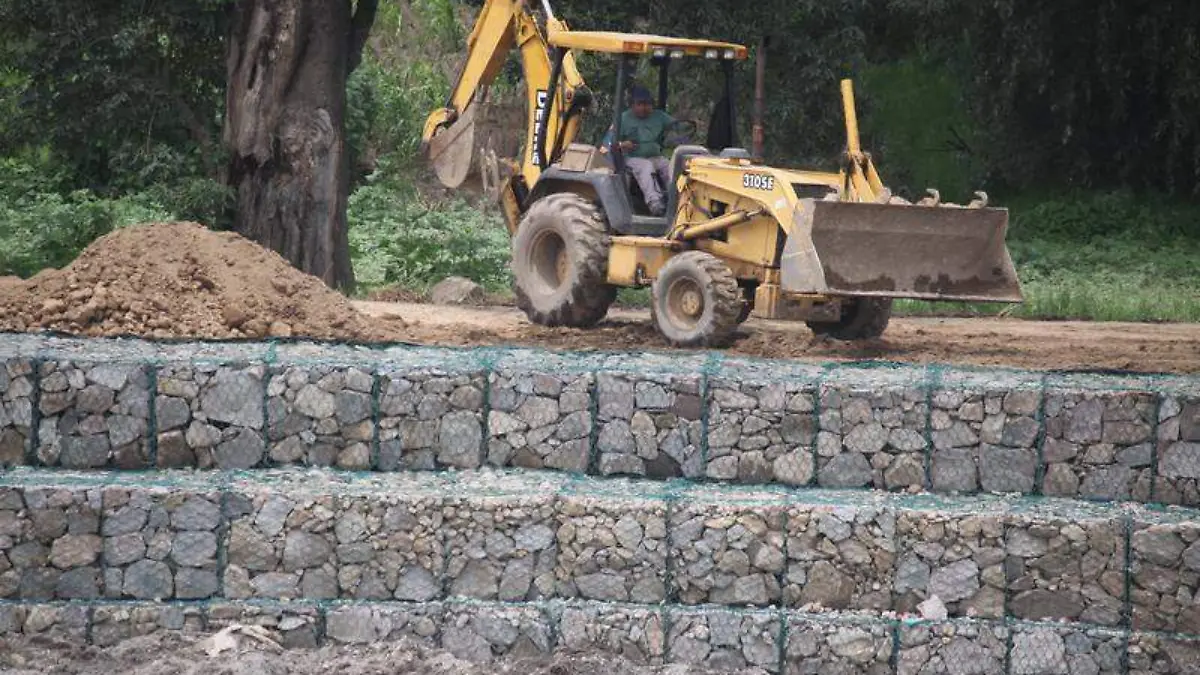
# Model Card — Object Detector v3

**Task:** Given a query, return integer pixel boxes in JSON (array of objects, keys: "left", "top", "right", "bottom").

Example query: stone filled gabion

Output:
[
  {"left": 556, "top": 603, "right": 665, "bottom": 665},
  {"left": 595, "top": 371, "right": 703, "bottom": 479},
  {"left": 1005, "top": 504, "right": 1125, "bottom": 626},
  {"left": 324, "top": 603, "right": 442, "bottom": 646},
  {"left": 893, "top": 501, "right": 1007, "bottom": 619},
  {"left": 785, "top": 615, "right": 893, "bottom": 675},
  {"left": 1043, "top": 381, "right": 1157, "bottom": 502},
  {"left": 555, "top": 494, "right": 667, "bottom": 603},
  {"left": 1130, "top": 515, "right": 1200, "bottom": 634},
  {"left": 898, "top": 620, "right": 1009, "bottom": 675},
  {"left": 487, "top": 366, "right": 593, "bottom": 473},
  {"left": 706, "top": 362, "right": 819, "bottom": 487},
  {"left": 1008, "top": 624, "right": 1123, "bottom": 675},
  {"left": 931, "top": 373, "right": 1041, "bottom": 495},
  {"left": 1129, "top": 632, "right": 1200, "bottom": 675},
  {"left": 377, "top": 364, "right": 486, "bottom": 472},
  {"left": 817, "top": 368, "right": 929, "bottom": 492},
  {"left": 441, "top": 603, "right": 553, "bottom": 663},
  {"left": 266, "top": 365, "right": 375, "bottom": 470},
  {"left": 668, "top": 491, "right": 786, "bottom": 607},
  {"left": 155, "top": 363, "right": 266, "bottom": 470},
  {"left": 668, "top": 609, "right": 780, "bottom": 673},
  {"left": 206, "top": 601, "right": 322, "bottom": 649},
  {"left": 784, "top": 503, "right": 895, "bottom": 611},
  {"left": 101, "top": 485, "right": 222, "bottom": 601},
  {"left": 224, "top": 488, "right": 444, "bottom": 602},
  {"left": 38, "top": 360, "right": 150, "bottom": 469},
  {"left": 0, "top": 484, "right": 103, "bottom": 601},
  {"left": 443, "top": 493, "right": 558, "bottom": 602},
  {"left": 1155, "top": 393, "right": 1200, "bottom": 507},
  {"left": 0, "top": 357, "right": 34, "bottom": 467},
  {"left": 0, "top": 604, "right": 88, "bottom": 641},
  {"left": 90, "top": 603, "right": 206, "bottom": 648}
]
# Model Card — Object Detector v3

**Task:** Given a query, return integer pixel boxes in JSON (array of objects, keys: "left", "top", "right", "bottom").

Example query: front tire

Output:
[
  {"left": 512, "top": 194, "right": 617, "bottom": 327},
  {"left": 807, "top": 297, "right": 892, "bottom": 340},
  {"left": 651, "top": 252, "right": 741, "bottom": 348}
]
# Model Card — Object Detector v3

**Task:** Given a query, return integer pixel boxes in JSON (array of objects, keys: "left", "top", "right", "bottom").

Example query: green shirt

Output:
[{"left": 616, "top": 109, "right": 675, "bottom": 158}]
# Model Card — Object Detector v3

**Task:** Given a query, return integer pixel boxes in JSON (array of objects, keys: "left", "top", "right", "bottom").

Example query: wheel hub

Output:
[{"left": 666, "top": 279, "right": 704, "bottom": 328}]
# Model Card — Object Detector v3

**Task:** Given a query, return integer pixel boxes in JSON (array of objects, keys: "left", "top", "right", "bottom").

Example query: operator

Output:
[{"left": 602, "top": 85, "right": 675, "bottom": 217}]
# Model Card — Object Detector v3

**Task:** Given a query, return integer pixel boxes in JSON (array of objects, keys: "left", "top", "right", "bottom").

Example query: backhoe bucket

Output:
[
  {"left": 784, "top": 201, "right": 1023, "bottom": 303},
  {"left": 428, "top": 103, "right": 479, "bottom": 189}
]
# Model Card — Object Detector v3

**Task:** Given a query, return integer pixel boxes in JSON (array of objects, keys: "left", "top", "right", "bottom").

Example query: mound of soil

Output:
[{"left": 0, "top": 222, "right": 399, "bottom": 341}]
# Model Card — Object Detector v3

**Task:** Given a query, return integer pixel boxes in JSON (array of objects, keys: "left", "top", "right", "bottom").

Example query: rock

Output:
[
  {"left": 452, "top": 560, "right": 498, "bottom": 599},
  {"left": 917, "top": 595, "right": 948, "bottom": 620},
  {"left": 980, "top": 446, "right": 1035, "bottom": 493},
  {"left": 818, "top": 452, "right": 873, "bottom": 488},
  {"left": 443, "top": 627, "right": 493, "bottom": 663},
  {"left": 199, "top": 372, "right": 263, "bottom": 429},
  {"left": 827, "top": 629, "right": 877, "bottom": 664},
  {"left": 933, "top": 422, "right": 978, "bottom": 451},
  {"left": 77, "top": 385, "right": 115, "bottom": 414},
  {"left": 60, "top": 435, "right": 111, "bottom": 469},
  {"left": 1011, "top": 630, "right": 1068, "bottom": 675},
  {"left": 326, "top": 607, "right": 382, "bottom": 644},
  {"left": 171, "top": 532, "right": 217, "bottom": 567},
  {"left": 516, "top": 397, "right": 558, "bottom": 429},
  {"left": 437, "top": 412, "right": 482, "bottom": 468},
  {"left": 895, "top": 555, "right": 931, "bottom": 594},
  {"left": 396, "top": 566, "right": 439, "bottom": 602},
  {"left": 576, "top": 571, "right": 627, "bottom": 601},
  {"left": 1042, "top": 464, "right": 1080, "bottom": 497},
  {"left": 251, "top": 573, "right": 298, "bottom": 598},
  {"left": 732, "top": 574, "right": 771, "bottom": 605},
  {"left": 1002, "top": 417, "right": 1040, "bottom": 448},
  {"left": 283, "top": 532, "right": 332, "bottom": 571},
  {"left": 185, "top": 422, "right": 221, "bottom": 449},
  {"left": 499, "top": 557, "right": 534, "bottom": 601},
  {"left": 175, "top": 568, "right": 219, "bottom": 599},
  {"left": 1080, "top": 467, "right": 1133, "bottom": 501},
  {"left": 884, "top": 454, "right": 926, "bottom": 489},
  {"left": 1010, "top": 589, "right": 1084, "bottom": 620},
  {"left": 335, "top": 391, "right": 372, "bottom": 426},
  {"left": 929, "top": 559, "right": 979, "bottom": 603},
  {"left": 1004, "top": 390, "right": 1040, "bottom": 416},
  {"left": 774, "top": 451, "right": 815, "bottom": 486},
  {"left": 55, "top": 567, "right": 100, "bottom": 599},
  {"left": 598, "top": 421, "right": 636, "bottom": 455},
  {"left": 294, "top": 385, "right": 336, "bottom": 419},
  {"left": 1133, "top": 528, "right": 1185, "bottom": 566},
  {"left": 214, "top": 429, "right": 264, "bottom": 469},
  {"left": 932, "top": 448, "right": 977, "bottom": 492},
  {"left": 1066, "top": 400, "right": 1104, "bottom": 444},
  {"left": 123, "top": 560, "right": 173, "bottom": 599},
  {"left": 103, "top": 506, "right": 148, "bottom": 537},
  {"left": 1182, "top": 404, "right": 1200, "bottom": 442},
  {"left": 104, "top": 534, "right": 146, "bottom": 566},
  {"left": 1159, "top": 443, "right": 1200, "bottom": 479},
  {"left": 430, "top": 277, "right": 485, "bottom": 305},
  {"left": 173, "top": 497, "right": 221, "bottom": 532},
  {"left": 1183, "top": 541, "right": 1200, "bottom": 572},
  {"left": 844, "top": 423, "right": 888, "bottom": 454},
  {"left": 49, "top": 534, "right": 101, "bottom": 569},
  {"left": 800, "top": 561, "right": 854, "bottom": 609}
]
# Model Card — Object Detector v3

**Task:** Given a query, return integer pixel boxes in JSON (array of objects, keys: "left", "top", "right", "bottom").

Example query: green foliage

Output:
[
  {"left": 348, "top": 181, "right": 511, "bottom": 292},
  {"left": 0, "top": 0, "right": 229, "bottom": 191}
]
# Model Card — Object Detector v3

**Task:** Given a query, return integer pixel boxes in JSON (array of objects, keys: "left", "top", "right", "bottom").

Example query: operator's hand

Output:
[{"left": 619, "top": 140, "right": 638, "bottom": 152}]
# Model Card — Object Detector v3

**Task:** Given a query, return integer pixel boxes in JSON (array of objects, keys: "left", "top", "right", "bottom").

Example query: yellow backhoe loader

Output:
[{"left": 421, "top": 0, "right": 1022, "bottom": 346}]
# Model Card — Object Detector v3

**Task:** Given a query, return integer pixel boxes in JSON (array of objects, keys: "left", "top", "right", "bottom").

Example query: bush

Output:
[{"left": 348, "top": 181, "right": 511, "bottom": 292}]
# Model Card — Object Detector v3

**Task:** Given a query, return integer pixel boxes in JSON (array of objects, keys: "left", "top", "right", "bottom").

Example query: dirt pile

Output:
[{"left": 0, "top": 222, "right": 400, "bottom": 341}]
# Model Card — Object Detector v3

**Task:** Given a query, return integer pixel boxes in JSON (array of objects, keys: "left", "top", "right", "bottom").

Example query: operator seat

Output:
[{"left": 624, "top": 144, "right": 711, "bottom": 235}]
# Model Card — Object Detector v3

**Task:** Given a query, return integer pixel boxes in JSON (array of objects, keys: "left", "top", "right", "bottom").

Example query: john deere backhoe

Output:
[{"left": 421, "top": 0, "right": 1022, "bottom": 347}]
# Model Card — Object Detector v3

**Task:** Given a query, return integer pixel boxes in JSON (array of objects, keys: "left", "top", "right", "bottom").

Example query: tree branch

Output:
[{"left": 347, "top": 0, "right": 379, "bottom": 74}]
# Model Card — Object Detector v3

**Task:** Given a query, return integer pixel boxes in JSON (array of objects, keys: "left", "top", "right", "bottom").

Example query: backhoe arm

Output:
[{"left": 421, "top": 0, "right": 588, "bottom": 195}]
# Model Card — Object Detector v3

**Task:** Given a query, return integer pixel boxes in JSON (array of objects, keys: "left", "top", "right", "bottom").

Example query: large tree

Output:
[{"left": 224, "top": 0, "right": 378, "bottom": 291}]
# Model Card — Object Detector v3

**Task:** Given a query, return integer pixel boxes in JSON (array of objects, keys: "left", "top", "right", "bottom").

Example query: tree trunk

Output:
[{"left": 223, "top": 0, "right": 377, "bottom": 291}]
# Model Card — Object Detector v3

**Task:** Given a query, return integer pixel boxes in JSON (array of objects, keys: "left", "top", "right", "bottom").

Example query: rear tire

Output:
[
  {"left": 651, "top": 252, "right": 741, "bottom": 347},
  {"left": 513, "top": 194, "right": 616, "bottom": 327},
  {"left": 807, "top": 298, "right": 893, "bottom": 340}
]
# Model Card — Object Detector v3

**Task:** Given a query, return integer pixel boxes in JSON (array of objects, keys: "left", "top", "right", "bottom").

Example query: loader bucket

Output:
[
  {"left": 784, "top": 201, "right": 1023, "bottom": 303},
  {"left": 428, "top": 103, "right": 479, "bottom": 189}
]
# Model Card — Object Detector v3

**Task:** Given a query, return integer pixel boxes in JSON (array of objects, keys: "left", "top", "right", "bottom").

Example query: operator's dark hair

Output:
[{"left": 630, "top": 85, "right": 653, "bottom": 103}]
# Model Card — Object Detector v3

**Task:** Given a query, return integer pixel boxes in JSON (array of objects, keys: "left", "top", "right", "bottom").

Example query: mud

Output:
[
  {"left": 0, "top": 634, "right": 760, "bottom": 675},
  {"left": 356, "top": 301, "right": 1200, "bottom": 375},
  {"left": 0, "top": 223, "right": 405, "bottom": 342}
]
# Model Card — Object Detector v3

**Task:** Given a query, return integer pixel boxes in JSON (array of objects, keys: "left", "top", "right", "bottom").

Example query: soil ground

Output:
[
  {"left": 354, "top": 301, "right": 1200, "bottom": 375},
  {"left": 0, "top": 634, "right": 762, "bottom": 675},
  {"left": 0, "top": 222, "right": 1195, "bottom": 375}
]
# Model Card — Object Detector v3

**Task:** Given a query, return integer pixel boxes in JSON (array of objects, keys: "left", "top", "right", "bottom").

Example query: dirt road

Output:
[{"left": 354, "top": 301, "right": 1200, "bottom": 375}]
